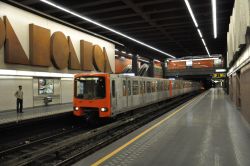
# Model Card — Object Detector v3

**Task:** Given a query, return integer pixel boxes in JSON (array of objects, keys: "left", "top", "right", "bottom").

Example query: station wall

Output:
[
  {"left": 229, "top": 62, "right": 250, "bottom": 124},
  {"left": 0, "top": 2, "right": 116, "bottom": 112},
  {"left": 239, "top": 64, "right": 250, "bottom": 123},
  {"left": 0, "top": 77, "right": 33, "bottom": 111},
  {"left": 227, "top": 0, "right": 250, "bottom": 124}
]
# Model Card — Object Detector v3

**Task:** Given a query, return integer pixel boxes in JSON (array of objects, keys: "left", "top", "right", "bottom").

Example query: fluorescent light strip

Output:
[
  {"left": 215, "top": 69, "right": 226, "bottom": 73},
  {"left": 205, "top": 46, "right": 211, "bottom": 56},
  {"left": 40, "top": 0, "right": 175, "bottom": 59},
  {"left": 171, "top": 57, "right": 219, "bottom": 62},
  {"left": 184, "top": 0, "right": 211, "bottom": 57},
  {"left": 184, "top": 0, "right": 198, "bottom": 27},
  {"left": 138, "top": 59, "right": 150, "bottom": 63},
  {"left": 212, "top": 0, "right": 217, "bottom": 38},
  {"left": 0, "top": 76, "right": 33, "bottom": 79},
  {"left": 197, "top": 29, "right": 203, "bottom": 38},
  {"left": 202, "top": 38, "right": 206, "bottom": 46},
  {"left": 0, "top": 69, "right": 74, "bottom": 78},
  {"left": 202, "top": 39, "right": 211, "bottom": 56},
  {"left": 154, "top": 59, "right": 161, "bottom": 63}
]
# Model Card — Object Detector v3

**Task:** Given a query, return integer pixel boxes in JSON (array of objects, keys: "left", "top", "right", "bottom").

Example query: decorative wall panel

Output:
[
  {"left": 0, "top": 18, "right": 5, "bottom": 49},
  {"left": 50, "top": 31, "right": 69, "bottom": 69},
  {"left": 103, "top": 47, "right": 113, "bottom": 73},
  {"left": 68, "top": 37, "right": 81, "bottom": 70},
  {"left": 93, "top": 45, "right": 105, "bottom": 72},
  {"left": 4, "top": 16, "right": 29, "bottom": 65},
  {"left": 29, "top": 24, "right": 51, "bottom": 66},
  {"left": 80, "top": 40, "right": 94, "bottom": 71}
]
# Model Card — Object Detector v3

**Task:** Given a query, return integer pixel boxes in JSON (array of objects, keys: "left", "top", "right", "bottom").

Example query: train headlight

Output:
[
  {"left": 75, "top": 107, "right": 79, "bottom": 111},
  {"left": 100, "top": 107, "right": 108, "bottom": 112}
]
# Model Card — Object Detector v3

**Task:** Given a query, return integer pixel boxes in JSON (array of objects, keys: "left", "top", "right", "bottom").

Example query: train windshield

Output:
[{"left": 75, "top": 77, "right": 106, "bottom": 99}]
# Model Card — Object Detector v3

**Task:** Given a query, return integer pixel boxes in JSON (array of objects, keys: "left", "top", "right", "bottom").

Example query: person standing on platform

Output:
[{"left": 15, "top": 85, "right": 23, "bottom": 113}]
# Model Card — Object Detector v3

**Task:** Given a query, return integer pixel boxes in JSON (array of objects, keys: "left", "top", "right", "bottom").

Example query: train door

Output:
[
  {"left": 143, "top": 80, "right": 147, "bottom": 103},
  {"left": 177, "top": 80, "right": 180, "bottom": 96},
  {"left": 169, "top": 80, "right": 173, "bottom": 97},
  {"left": 140, "top": 79, "right": 145, "bottom": 105},
  {"left": 145, "top": 79, "right": 151, "bottom": 103},
  {"left": 111, "top": 78, "right": 117, "bottom": 113},
  {"left": 127, "top": 78, "right": 133, "bottom": 107},
  {"left": 166, "top": 80, "right": 170, "bottom": 98},
  {"left": 117, "top": 78, "right": 128, "bottom": 111}
]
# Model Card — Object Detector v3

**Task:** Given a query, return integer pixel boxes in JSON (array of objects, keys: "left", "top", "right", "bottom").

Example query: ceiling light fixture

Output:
[
  {"left": 171, "top": 57, "right": 218, "bottom": 62},
  {"left": 205, "top": 46, "right": 210, "bottom": 55},
  {"left": 40, "top": 0, "right": 175, "bottom": 58},
  {"left": 212, "top": 0, "right": 217, "bottom": 38},
  {"left": 215, "top": 69, "right": 226, "bottom": 73},
  {"left": 184, "top": 0, "right": 198, "bottom": 27},
  {"left": 184, "top": 0, "right": 211, "bottom": 57},
  {"left": 197, "top": 29, "right": 203, "bottom": 38},
  {"left": 201, "top": 38, "right": 206, "bottom": 46}
]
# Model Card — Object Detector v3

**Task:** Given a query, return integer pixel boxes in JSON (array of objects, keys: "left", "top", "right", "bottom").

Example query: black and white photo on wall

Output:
[{"left": 38, "top": 78, "right": 54, "bottom": 95}]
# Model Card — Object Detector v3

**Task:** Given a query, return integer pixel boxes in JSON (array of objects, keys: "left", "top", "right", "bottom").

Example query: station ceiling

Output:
[{"left": 12, "top": 0, "right": 234, "bottom": 60}]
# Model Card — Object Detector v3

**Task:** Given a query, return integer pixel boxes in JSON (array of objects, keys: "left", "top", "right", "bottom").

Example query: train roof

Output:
[{"left": 74, "top": 72, "right": 198, "bottom": 83}]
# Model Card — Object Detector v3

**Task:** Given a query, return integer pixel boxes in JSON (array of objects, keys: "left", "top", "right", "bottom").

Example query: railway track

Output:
[
  {"left": 0, "top": 113, "right": 80, "bottom": 151},
  {"left": 0, "top": 91, "right": 200, "bottom": 166},
  {"left": 0, "top": 126, "right": 84, "bottom": 157}
]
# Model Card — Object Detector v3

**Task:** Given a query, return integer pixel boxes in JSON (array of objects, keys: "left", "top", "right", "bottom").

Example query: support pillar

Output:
[
  {"left": 132, "top": 54, "right": 138, "bottom": 76},
  {"left": 148, "top": 59, "right": 154, "bottom": 77},
  {"left": 161, "top": 61, "right": 166, "bottom": 78}
]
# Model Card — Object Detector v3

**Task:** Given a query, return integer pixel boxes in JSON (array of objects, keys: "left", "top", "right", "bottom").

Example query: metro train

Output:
[{"left": 73, "top": 73, "right": 201, "bottom": 119}]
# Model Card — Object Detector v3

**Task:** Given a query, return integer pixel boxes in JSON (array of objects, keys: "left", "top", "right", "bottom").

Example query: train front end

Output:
[{"left": 73, "top": 73, "right": 111, "bottom": 119}]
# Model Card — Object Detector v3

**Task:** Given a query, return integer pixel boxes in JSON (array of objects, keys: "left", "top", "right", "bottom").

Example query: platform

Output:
[
  {"left": 0, "top": 103, "right": 73, "bottom": 126},
  {"left": 75, "top": 88, "right": 250, "bottom": 166}
]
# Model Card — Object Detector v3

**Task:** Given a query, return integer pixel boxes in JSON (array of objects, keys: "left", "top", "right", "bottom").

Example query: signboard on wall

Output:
[{"left": 213, "top": 73, "right": 226, "bottom": 78}]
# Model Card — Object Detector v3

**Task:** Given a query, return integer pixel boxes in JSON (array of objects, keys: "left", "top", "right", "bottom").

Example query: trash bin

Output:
[{"left": 44, "top": 96, "right": 52, "bottom": 106}]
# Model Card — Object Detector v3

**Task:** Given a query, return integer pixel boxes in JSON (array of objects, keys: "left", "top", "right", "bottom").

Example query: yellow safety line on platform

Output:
[{"left": 91, "top": 91, "right": 207, "bottom": 166}]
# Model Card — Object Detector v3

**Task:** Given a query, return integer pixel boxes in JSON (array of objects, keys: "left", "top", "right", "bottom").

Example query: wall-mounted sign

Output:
[{"left": 213, "top": 73, "right": 226, "bottom": 78}]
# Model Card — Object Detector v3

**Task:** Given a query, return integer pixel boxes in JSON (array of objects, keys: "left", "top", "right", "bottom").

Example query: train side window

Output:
[
  {"left": 112, "top": 80, "right": 115, "bottom": 98},
  {"left": 128, "top": 80, "right": 131, "bottom": 95},
  {"left": 147, "top": 81, "right": 151, "bottom": 93},
  {"left": 143, "top": 81, "right": 146, "bottom": 93},
  {"left": 158, "top": 81, "right": 162, "bottom": 92},
  {"left": 152, "top": 81, "right": 156, "bottom": 92},
  {"left": 123, "top": 80, "right": 126, "bottom": 96},
  {"left": 159, "top": 81, "right": 161, "bottom": 91},
  {"left": 157, "top": 81, "right": 160, "bottom": 92},
  {"left": 165, "top": 81, "right": 168, "bottom": 90},
  {"left": 133, "top": 81, "right": 139, "bottom": 95},
  {"left": 140, "top": 81, "right": 143, "bottom": 94}
]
